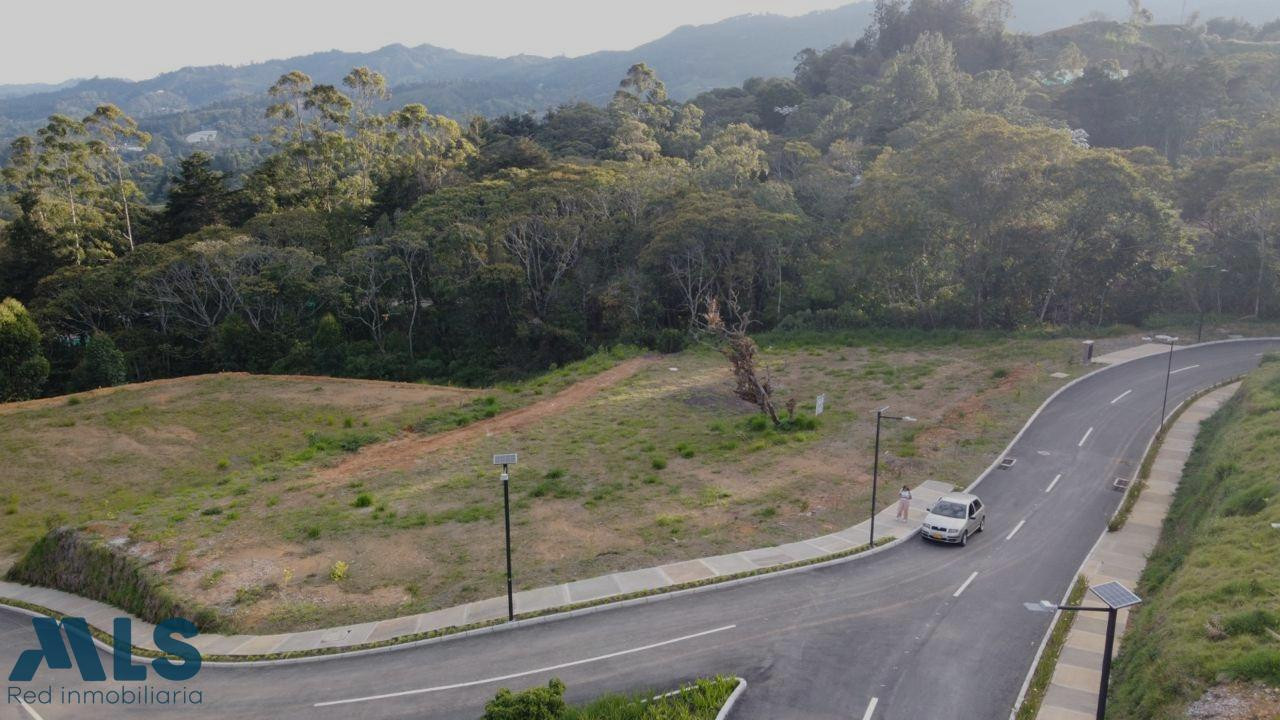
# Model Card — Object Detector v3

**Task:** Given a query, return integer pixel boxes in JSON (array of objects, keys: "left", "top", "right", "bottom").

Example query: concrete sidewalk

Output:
[
  {"left": 1035, "top": 382, "right": 1238, "bottom": 720},
  {"left": 1090, "top": 342, "right": 1181, "bottom": 366},
  {"left": 0, "top": 480, "right": 956, "bottom": 657}
]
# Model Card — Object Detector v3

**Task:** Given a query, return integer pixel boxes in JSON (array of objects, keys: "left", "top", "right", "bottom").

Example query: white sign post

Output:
[{"left": 815, "top": 394, "right": 826, "bottom": 416}]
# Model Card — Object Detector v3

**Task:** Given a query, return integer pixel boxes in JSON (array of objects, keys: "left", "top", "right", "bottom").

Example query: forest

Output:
[{"left": 2, "top": 0, "right": 1280, "bottom": 400}]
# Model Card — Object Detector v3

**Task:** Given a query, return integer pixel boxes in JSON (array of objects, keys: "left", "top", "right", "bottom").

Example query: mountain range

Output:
[{"left": 0, "top": 0, "right": 1276, "bottom": 150}]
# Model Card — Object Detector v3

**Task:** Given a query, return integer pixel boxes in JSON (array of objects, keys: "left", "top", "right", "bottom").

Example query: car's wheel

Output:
[
  {"left": 978, "top": 517, "right": 985, "bottom": 533},
  {"left": 959, "top": 531, "right": 968, "bottom": 547}
]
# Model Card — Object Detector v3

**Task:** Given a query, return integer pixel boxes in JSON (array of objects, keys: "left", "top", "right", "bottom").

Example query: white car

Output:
[{"left": 920, "top": 493, "right": 986, "bottom": 546}]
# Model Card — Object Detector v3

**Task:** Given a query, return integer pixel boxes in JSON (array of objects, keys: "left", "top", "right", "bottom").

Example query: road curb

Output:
[{"left": 715, "top": 677, "right": 748, "bottom": 719}]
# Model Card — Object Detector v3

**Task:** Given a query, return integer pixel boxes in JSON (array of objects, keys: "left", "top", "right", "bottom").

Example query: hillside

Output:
[
  {"left": 1109, "top": 358, "right": 1280, "bottom": 718},
  {"left": 0, "top": 334, "right": 1086, "bottom": 632}
]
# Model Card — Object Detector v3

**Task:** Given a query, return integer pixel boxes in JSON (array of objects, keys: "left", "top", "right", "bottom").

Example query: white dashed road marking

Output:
[
  {"left": 1170, "top": 364, "right": 1200, "bottom": 375},
  {"left": 1006, "top": 519, "right": 1027, "bottom": 540},
  {"left": 1046, "top": 474, "right": 1062, "bottom": 493},
  {"left": 954, "top": 571, "right": 978, "bottom": 598},
  {"left": 1078, "top": 427, "right": 1093, "bottom": 447},
  {"left": 862, "top": 697, "right": 879, "bottom": 719},
  {"left": 313, "top": 625, "right": 737, "bottom": 706},
  {"left": 1110, "top": 389, "right": 1132, "bottom": 404}
]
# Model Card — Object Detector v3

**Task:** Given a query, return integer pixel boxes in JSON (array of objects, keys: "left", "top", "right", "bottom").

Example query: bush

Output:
[
  {"left": 653, "top": 328, "right": 688, "bottom": 354},
  {"left": 353, "top": 492, "right": 373, "bottom": 508},
  {"left": 72, "top": 333, "right": 127, "bottom": 390},
  {"left": 329, "top": 560, "right": 348, "bottom": 582},
  {"left": 483, "top": 678, "right": 567, "bottom": 720},
  {"left": 0, "top": 297, "right": 49, "bottom": 401}
]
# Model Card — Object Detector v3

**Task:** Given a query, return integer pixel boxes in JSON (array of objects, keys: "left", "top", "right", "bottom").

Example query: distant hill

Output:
[
  {"left": 2, "top": 0, "right": 1276, "bottom": 153},
  {"left": 0, "top": 4, "right": 875, "bottom": 146},
  {"left": 1010, "top": 0, "right": 1278, "bottom": 32},
  {"left": 0, "top": 79, "right": 80, "bottom": 100}
]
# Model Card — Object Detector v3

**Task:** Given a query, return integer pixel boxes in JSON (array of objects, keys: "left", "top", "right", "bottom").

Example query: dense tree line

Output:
[{"left": 2, "top": 0, "right": 1279, "bottom": 398}]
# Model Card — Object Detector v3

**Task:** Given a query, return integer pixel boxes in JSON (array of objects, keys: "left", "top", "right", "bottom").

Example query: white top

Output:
[{"left": 899, "top": 488, "right": 912, "bottom": 500}]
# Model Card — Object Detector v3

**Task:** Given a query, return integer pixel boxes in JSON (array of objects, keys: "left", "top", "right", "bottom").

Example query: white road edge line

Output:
[
  {"left": 1045, "top": 474, "right": 1062, "bottom": 493},
  {"left": 313, "top": 624, "right": 737, "bottom": 707},
  {"left": 19, "top": 700, "right": 45, "bottom": 720},
  {"left": 1006, "top": 519, "right": 1027, "bottom": 541},
  {"left": 1170, "top": 364, "right": 1201, "bottom": 375},
  {"left": 953, "top": 571, "right": 978, "bottom": 598},
  {"left": 862, "top": 696, "right": 879, "bottom": 720},
  {"left": 1078, "top": 427, "right": 1094, "bottom": 447},
  {"left": 1110, "top": 389, "right": 1132, "bottom": 404}
]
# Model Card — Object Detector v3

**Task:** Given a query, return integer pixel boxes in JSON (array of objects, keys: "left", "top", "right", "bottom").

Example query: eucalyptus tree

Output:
[{"left": 83, "top": 104, "right": 153, "bottom": 251}]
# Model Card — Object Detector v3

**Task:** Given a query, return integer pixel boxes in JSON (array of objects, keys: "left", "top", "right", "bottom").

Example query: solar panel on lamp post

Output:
[
  {"left": 870, "top": 408, "right": 916, "bottom": 546},
  {"left": 1026, "top": 581, "right": 1142, "bottom": 720}
]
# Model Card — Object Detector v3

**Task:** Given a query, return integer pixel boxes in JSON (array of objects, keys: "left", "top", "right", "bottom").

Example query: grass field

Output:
[
  {"left": 17, "top": 324, "right": 1280, "bottom": 634},
  {"left": 2, "top": 329, "right": 1104, "bottom": 632},
  {"left": 1109, "top": 357, "right": 1280, "bottom": 719}
]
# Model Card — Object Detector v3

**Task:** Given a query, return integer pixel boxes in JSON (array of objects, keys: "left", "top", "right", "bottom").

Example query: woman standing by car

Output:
[{"left": 896, "top": 485, "right": 912, "bottom": 522}]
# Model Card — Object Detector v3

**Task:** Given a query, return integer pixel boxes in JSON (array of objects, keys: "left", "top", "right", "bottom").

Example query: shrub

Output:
[
  {"left": 653, "top": 328, "right": 688, "bottom": 354},
  {"left": 483, "top": 678, "right": 566, "bottom": 720},
  {"left": 651, "top": 456, "right": 668, "bottom": 470},
  {"left": 329, "top": 560, "right": 348, "bottom": 582},
  {"left": 353, "top": 492, "right": 373, "bottom": 508},
  {"left": 72, "top": 333, "right": 127, "bottom": 390},
  {"left": 0, "top": 297, "right": 49, "bottom": 401}
]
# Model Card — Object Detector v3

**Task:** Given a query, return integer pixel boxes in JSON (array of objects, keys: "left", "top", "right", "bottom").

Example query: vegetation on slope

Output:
[{"left": 1109, "top": 356, "right": 1280, "bottom": 718}]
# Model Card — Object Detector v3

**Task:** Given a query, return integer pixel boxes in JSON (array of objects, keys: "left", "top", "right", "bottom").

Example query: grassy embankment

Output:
[{"left": 1109, "top": 356, "right": 1280, "bottom": 718}]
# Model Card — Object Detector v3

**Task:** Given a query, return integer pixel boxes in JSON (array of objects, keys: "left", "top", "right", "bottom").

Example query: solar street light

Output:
[{"left": 1025, "top": 581, "right": 1142, "bottom": 720}]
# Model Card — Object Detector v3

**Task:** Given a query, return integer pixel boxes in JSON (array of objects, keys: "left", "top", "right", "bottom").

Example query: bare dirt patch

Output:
[{"left": 308, "top": 356, "right": 656, "bottom": 486}]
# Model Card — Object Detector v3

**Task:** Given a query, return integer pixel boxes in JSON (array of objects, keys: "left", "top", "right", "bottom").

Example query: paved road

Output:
[{"left": 3, "top": 340, "right": 1276, "bottom": 720}]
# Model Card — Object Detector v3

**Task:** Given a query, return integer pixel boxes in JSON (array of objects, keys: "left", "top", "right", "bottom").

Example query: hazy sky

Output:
[{"left": 3, "top": 0, "right": 852, "bottom": 85}]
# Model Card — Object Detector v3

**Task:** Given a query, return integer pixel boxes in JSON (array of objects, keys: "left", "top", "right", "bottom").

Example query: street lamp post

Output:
[
  {"left": 1144, "top": 335, "right": 1178, "bottom": 427},
  {"left": 493, "top": 453, "right": 518, "bottom": 621},
  {"left": 1026, "top": 581, "right": 1143, "bottom": 720},
  {"left": 871, "top": 407, "right": 916, "bottom": 545}
]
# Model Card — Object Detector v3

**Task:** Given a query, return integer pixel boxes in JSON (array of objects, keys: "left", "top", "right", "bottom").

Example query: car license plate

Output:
[{"left": 930, "top": 531, "right": 943, "bottom": 539}]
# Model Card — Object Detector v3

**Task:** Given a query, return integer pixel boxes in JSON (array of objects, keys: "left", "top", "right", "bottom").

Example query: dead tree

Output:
[{"left": 698, "top": 295, "right": 780, "bottom": 427}]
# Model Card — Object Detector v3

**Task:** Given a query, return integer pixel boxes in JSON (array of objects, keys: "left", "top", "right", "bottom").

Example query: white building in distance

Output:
[{"left": 185, "top": 130, "right": 218, "bottom": 145}]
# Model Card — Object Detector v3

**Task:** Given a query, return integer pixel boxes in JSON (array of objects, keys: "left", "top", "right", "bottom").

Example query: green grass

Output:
[
  {"left": 0, "top": 374, "right": 476, "bottom": 556},
  {"left": 1109, "top": 358, "right": 1280, "bottom": 718},
  {"left": 481, "top": 676, "right": 739, "bottom": 720}
]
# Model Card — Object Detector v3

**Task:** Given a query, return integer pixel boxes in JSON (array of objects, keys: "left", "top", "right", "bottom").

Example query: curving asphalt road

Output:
[{"left": 3, "top": 339, "right": 1277, "bottom": 720}]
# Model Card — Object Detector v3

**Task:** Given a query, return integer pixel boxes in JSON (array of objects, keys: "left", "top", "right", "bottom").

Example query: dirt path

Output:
[{"left": 310, "top": 356, "right": 657, "bottom": 483}]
